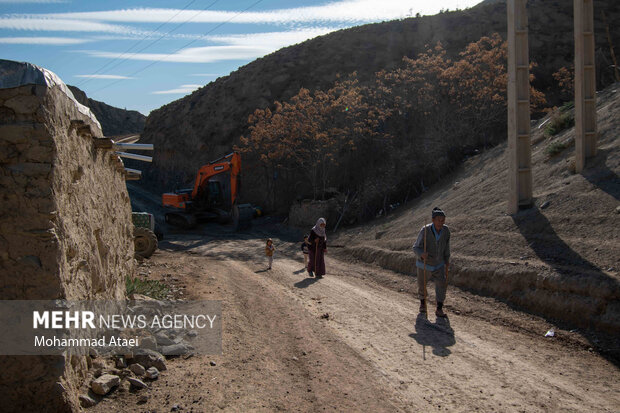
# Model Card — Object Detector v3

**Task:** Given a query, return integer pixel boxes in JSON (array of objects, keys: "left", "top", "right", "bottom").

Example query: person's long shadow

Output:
[
  {"left": 409, "top": 313, "right": 455, "bottom": 358},
  {"left": 294, "top": 277, "right": 319, "bottom": 289},
  {"left": 293, "top": 268, "right": 306, "bottom": 274}
]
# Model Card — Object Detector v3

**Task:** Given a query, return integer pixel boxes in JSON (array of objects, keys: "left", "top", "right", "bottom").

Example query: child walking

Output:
[
  {"left": 265, "top": 238, "right": 275, "bottom": 270},
  {"left": 301, "top": 235, "right": 310, "bottom": 268}
]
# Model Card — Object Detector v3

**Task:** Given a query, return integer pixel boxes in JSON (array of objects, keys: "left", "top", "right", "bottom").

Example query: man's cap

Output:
[{"left": 432, "top": 207, "right": 446, "bottom": 218}]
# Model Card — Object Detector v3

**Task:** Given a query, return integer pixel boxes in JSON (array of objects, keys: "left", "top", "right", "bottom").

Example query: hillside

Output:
[
  {"left": 332, "top": 83, "right": 620, "bottom": 334},
  {"left": 68, "top": 85, "right": 146, "bottom": 137},
  {"left": 138, "top": 0, "right": 620, "bottom": 203}
]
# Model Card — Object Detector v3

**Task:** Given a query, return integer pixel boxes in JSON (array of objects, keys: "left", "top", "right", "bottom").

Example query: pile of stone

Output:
[
  {"left": 79, "top": 318, "right": 201, "bottom": 408},
  {"left": 80, "top": 348, "right": 166, "bottom": 408},
  {"left": 139, "top": 329, "right": 195, "bottom": 356}
]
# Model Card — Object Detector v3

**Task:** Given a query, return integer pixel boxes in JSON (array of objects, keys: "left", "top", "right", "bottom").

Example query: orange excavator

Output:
[{"left": 162, "top": 152, "right": 254, "bottom": 230}]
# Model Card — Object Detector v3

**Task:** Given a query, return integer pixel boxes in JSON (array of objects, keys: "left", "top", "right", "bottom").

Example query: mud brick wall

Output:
[{"left": 0, "top": 84, "right": 136, "bottom": 411}]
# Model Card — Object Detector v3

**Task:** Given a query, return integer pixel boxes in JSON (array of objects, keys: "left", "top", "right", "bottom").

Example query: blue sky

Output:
[{"left": 1, "top": 0, "right": 482, "bottom": 115}]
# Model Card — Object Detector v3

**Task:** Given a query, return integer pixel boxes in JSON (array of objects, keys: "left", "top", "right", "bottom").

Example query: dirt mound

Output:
[{"left": 333, "top": 84, "right": 620, "bottom": 333}]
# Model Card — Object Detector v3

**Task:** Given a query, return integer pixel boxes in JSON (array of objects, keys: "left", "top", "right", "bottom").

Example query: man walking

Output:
[{"left": 413, "top": 207, "right": 451, "bottom": 317}]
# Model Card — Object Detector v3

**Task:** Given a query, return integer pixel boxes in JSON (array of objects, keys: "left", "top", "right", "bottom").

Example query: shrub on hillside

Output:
[
  {"left": 559, "top": 101, "right": 574, "bottom": 112},
  {"left": 544, "top": 112, "right": 574, "bottom": 137},
  {"left": 545, "top": 141, "right": 569, "bottom": 157}
]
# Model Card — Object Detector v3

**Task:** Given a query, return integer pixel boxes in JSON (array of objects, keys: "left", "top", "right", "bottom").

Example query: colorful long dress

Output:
[{"left": 307, "top": 230, "right": 327, "bottom": 277}]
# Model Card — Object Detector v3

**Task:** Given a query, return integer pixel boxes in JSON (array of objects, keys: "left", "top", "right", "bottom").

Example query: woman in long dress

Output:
[{"left": 307, "top": 218, "right": 327, "bottom": 278}]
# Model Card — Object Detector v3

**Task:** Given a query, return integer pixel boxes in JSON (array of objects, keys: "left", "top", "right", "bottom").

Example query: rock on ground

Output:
[
  {"left": 145, "top": 367, "right": 159, "bottom": 380},
  {"left": 129, "top": 363, "right": 146, "bottom": 376},
  {"left": 128, "top": 378, "right": 148, "bottom": 389},
  {"left": 133, "top": 349, "right": 167, "bottom": 371},
  {"left": 160, "top": 343, "right": 190, "bottom": 356},
  {"left": 139, "top": 336, "right": 158, "bottom": 351},
  {"left": 91, "top": 374, "right": 120, "bottom": 396},
  {"left": 79, "top": 394, "right": 97, "bottom": 408}
]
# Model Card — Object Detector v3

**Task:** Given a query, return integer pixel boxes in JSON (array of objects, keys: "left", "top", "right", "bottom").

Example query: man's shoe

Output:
[{"left": 435, "top": 308, "right": 447, "bottom": 318}]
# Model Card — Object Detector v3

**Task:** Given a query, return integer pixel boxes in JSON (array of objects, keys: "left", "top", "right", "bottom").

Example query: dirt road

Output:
[{"left": 92, "top": 227, "right": 620, "bottom": 412}]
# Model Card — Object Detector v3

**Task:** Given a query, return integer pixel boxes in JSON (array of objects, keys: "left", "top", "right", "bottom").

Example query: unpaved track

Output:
[{"left": 92, "top": 232, "right": 620, "bottom": 412}]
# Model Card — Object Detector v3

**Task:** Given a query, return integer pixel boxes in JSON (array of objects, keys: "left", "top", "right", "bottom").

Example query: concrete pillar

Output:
[
  {"left": 507, "top": 0, "right": 532, "bottom": 214},
  {"left": 574, "top": 0, "right": 597, "bottom": 173}
]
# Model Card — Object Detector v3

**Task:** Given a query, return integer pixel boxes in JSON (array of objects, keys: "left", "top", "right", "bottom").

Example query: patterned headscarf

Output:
[{"left": 312, "top": 217, "right": 327, "bottom": 239}]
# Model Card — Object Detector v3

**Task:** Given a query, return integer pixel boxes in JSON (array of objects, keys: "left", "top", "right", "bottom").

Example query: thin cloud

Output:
[
  {"left": 84, "top": 27, "right": 339, "bottom": 64},
  {"left": 190, "top": 73, "right": 221, "bottom": 77},
  {"left": 0, "top": 17, "right": 210, "bottom": 40},
  {"left": 91, "top": 34, "right": 154, "bottom": 41},
  {"left": 152, "top": 84, "right": 202, "bottom": 95},
  {"left": 0, "top": 36, "right": 88, "bottom": 45},
  {"left": 206, "top": 27, "right": 338, "bottom": 48},
  {"left": 46, "top": 1, "right": 482, "bottom": 24},
  {"left": 0, "top": 1, "right": 482, "bottom": 38},
  {"left": 0, "top": 17, "right": 138, "bottom": 34},
  {"left": 87, "top": 45, "right": 269, "bottom": 64},
  {"left": 0, "top": 0, "right": 67, "bottom": 3},
  {"left": 91, "top": 33, "right": 207, "bottom": 41},
  {"left": 75, "top": 74, "right": 134, "bottom": 79}
]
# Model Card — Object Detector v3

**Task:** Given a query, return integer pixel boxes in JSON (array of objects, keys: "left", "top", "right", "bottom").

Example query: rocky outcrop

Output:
[
  {"left": 68, "top": 85, "right": 145, "bottom": 137},
  {"left": 0, "top": 63, "right": 135, "bottom": 412}
]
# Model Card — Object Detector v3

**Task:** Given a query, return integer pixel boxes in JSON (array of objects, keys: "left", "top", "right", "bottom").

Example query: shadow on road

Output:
[
  {"left": 294, "top": 277, "right": 320, "bottom": 289},
  {"left": 409, "top": 313, "right": 455, "bottom": 358},
  {"left": 158, "top": 238, "right": 211, "bottom": 253}
]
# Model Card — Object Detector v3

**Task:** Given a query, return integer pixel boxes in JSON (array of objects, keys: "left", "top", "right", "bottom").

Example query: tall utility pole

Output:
[
  {"left": 507, "top": 0, "right": 532, "bottom": 214},
  {"left": 574, "top": 0, "right": 597, "bottom": 173}
]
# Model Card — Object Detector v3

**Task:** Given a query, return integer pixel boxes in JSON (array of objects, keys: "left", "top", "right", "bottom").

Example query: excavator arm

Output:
[
  {"left": 162, "top": 152, "right": 251, "bottom": 230},
  {"left": 191, "top": 152, "right": 241, "bottom": 205}
]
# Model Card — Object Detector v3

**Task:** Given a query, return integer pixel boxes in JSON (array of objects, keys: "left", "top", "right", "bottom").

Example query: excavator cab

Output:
[{"left": 162, "top": 152, "right": 254, "bottom": 230}]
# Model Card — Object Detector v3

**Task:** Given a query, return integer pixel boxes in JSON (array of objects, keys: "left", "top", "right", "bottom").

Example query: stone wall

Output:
[{"left": 0, "top": 82, "right": 135, "bottom": 411}]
